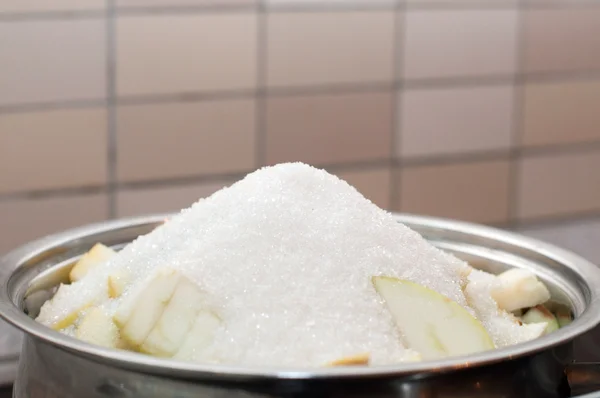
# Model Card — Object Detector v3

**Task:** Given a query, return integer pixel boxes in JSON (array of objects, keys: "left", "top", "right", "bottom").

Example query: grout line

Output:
[
  {"left": 0, "top": 1, "right": 598, "bottom": 21},
  {"left": 0, "top": 99, "right": 107, "bottom": 114},
  {"left": 116, "top": 4, "right": 258, "bottom": 15},
  {"left": 521, "top": 140, "right": 600, "bottom": 157},
  {"left": 265, "top": 2, "right": 396, "bottom": 12},
  {"left": 507, "top": 2, "right": 525, "bottom": 226},
  {"left": 404, "top": 0, "right": 600, "bottom": 11},
  {"left": 522, "top": 0, "right": 600, "bottom": 10},
  {"left": 390, "top": 0, "right": 407, "bottom": 212},
  {"left": 266, "top": 82, "right": 393, "bottom": 96},
  {"left": 106, "top": 0, "right": 118, "bottom": 219},
  {"left": 255, "top": 2, "right": 267, "bottom": 168},
  {"left": 116, "top": 89, "right": 256, "bottom": 105},
  {"left": 397, "top": 149, "right": 512, "bottom": 168},
  {"left": 0, "top": 10, "right": 105, "bottom": 21},
  {"left": 524, "top": 69, "right": 600, "bottom": 84},
  {"left": 395, "top": 140, "right": 600, "bottom": 167},
  {"left": 404, "top": 1, "right": 518, "bottom": 11},
  {"left": 401, "top": 75, "right": 514, "bottom": 90},
  {"left": 115, "top": 171, "right": 250, "bottom": 190},
  {"left": 324, "top": 159, "right": 393, "bottom": 174},
  {"left": 0, "top": 186, "right": 108, "bottom": 203},
  {"left": 2, "top": 69, "right": 600, "bottom": 116}
]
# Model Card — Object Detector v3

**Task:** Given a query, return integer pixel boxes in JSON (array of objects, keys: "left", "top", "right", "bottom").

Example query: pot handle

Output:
[{"left": 566, "top": 362, "right": 600, "bottom": 396}]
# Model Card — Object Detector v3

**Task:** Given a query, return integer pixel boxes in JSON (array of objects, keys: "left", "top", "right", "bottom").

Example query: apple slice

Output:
[
  {"left": 403, "top": 349, "right": 423, "bottom": 362},
  {"left": 140, "top": 276, "right": 208, "bottom": 357},
  {"left": 522, "top": 306, "right": 559, "bottom": 335},
  {"left": 372, "top": 276, "right": 494, "bottom": 360},
  {"left": 116, "top": 337, "right": 135, "bottom": 351},
  {"left": 69, "top": 244, "right": 116, "bottom": 283},
  {"left": 173, "top": 310, "right": 222, "bottom": 361},
  {"left": 114, "top": 267, "right": 181, "bottom": 347},
  {"left": 555, "top": 308, "right": 573, "bottom": 328},
  {"left": 36, "top": 284, "right": 94, "bottom": 330},
  {"left": 490, "top": 269, "right": 550, "bottom": 312},
  {"left": 108, "top": 270, "right": 131, "bottom": 299},
  {"left": 327, "top": 353, "right": 370, "bottom": 367},
  {"left": 76, "top": 307, "right": 119, "bottom": 348}
]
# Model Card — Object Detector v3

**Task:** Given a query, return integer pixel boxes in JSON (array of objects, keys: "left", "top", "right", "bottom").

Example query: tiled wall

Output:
[{"left": 1, "top": 0, "right": 600, "bottom": 253}]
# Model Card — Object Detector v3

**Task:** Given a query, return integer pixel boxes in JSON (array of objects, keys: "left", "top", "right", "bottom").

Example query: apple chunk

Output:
[
  {"left": 36, "top": 284, "right": 93, "bottom": 330},
  {"left": 490, "top": 269, "right": 550, "bottom": 312},
  {"left": 69, "top": 243, "right": 116, "bottom": 283},
  {"left": 114, "top": 267, "right": 181, "bottom": 347},
  {"left": 173, "top": 310, "right": 222, "bottom": 361},
  {"left": 108, "top": 270, "right": 131, "bottom": 299},
  {"left": 556, "top": 308, "right": 573, "bottom": 328},
  {"left": 372, "top": 276, "right": 495, "bottom": 360},
  {"left": 522, "top": 306, "right": 559, "bottom": 335},
  {"left": 76, "top": 307, "right": 119, "bottom": 348},
  {"left": 140, "top": 276, "right": 209, "bottom": 357}
]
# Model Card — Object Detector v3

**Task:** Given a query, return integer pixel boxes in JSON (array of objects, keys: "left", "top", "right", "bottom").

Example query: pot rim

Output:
[{"left": 1, "top": 213, "right": 600, "bottom": 382}]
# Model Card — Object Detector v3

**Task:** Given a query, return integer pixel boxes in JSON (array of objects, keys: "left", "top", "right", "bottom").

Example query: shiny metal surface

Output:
[
  {"left": 567, "top": 362, "right": 600, "bottom": 397},
  {"left": 12, "top": 336, "right": 574, "bottom": 398},
  {"left": 0, "top": 213, "right": 600, "bottom": 397}
]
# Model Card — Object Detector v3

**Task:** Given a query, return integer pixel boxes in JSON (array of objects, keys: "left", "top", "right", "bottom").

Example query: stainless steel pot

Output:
[{"left": 1, "top": 214, "right": 600, "bottom": 398}]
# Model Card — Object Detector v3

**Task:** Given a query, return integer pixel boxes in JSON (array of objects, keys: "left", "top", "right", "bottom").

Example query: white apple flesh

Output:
[
  {"left": 69, "top": 243, "right": 116, "bottom": 283},
  {"left": 114, "top": 268, "right": 181, "bottom": 347},
  {"left": 76, "top": 307, "right": 119, "bottom": 348},
  {"left": 108, "top": 270, "right": 131, "bottom": 299},
  {"left": 372, "top": 276, "right": 495, "bottom": 360},
  {"left": 173, "top": 310, "right": 222, "bottom": 361},
  {"left": 37, "top": 284, "right": 94, "bottom": 330},
  {"left": 141, "top": 276, "right": 208, "bottom": 357},
  {"left": 491, "top": 269, "right": 551, "bottom": 312}
]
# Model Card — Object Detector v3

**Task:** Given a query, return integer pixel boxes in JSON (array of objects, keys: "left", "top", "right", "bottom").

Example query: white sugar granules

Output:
[
  {"left": 465, "top": 269, "right": 547, "bottom": 348},
  {"left": 38, "top": 162, "right": 474, "bottom": 367}
]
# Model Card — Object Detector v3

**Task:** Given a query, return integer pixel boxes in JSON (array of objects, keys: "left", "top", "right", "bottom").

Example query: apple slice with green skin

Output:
[
  {"left": 140, "top": 276, "right": 208, "bottom": 357},
  {"left": 491, "top": 269, "right": 550, "bottom": 312},
  {"left": 372, "top": 276, "right": 495, "bottom": 360},
  {"left": 173, "top": 310, "right": 222, "bottom": 361},
  {"left": 114, "top": 267, "right": 181, "bottom": 348},
  {"left": 76, "top": 307, "right": 119, "bottom": 348},
  {"left": 522, "top": 305, "right": 559, "bottom": 335},
  {"left": 555, "top": 308, "right": 573, "bottom": 328},
  {"left": 69, "top": 244, "right": 116, "bottom": 283}
]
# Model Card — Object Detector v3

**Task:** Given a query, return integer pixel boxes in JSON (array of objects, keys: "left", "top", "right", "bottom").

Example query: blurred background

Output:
[{"left": 0, "top": 0, "right": 599, "bottom": 261}]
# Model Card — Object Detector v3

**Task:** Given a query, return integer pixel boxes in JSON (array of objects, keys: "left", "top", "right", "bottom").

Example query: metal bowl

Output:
[{"left": 1, "top": 213, "right": 600, "bottom": 398}]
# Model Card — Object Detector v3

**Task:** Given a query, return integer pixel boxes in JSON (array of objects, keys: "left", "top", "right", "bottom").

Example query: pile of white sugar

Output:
[{"left": 40, "top": 163, "right": 477, "bottom": 366}]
